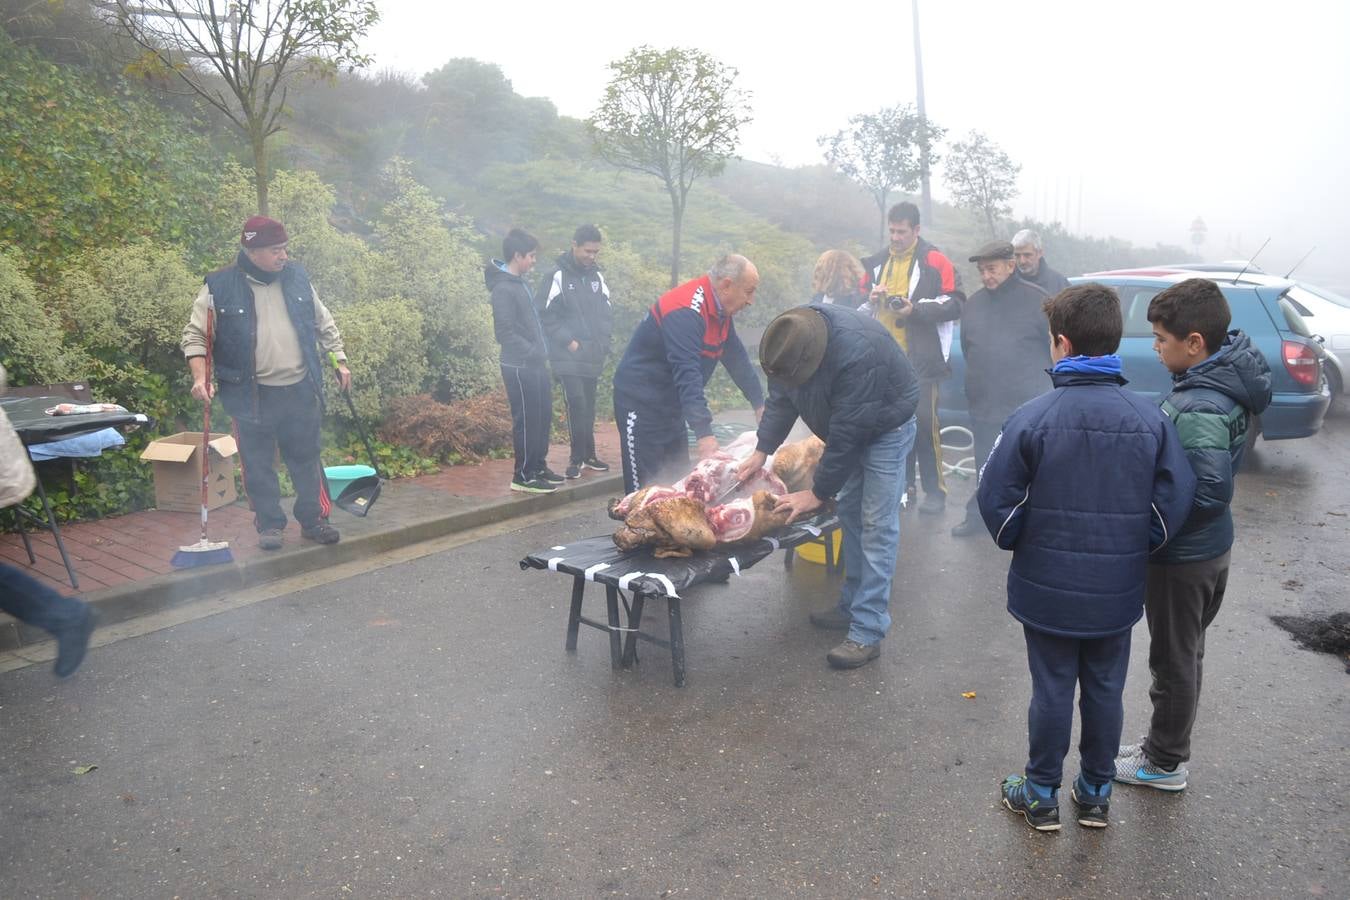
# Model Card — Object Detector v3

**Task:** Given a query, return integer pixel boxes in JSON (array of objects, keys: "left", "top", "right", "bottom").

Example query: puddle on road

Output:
[{"left": 1271, "top": 611, "right": 1350, "bottom": 673}]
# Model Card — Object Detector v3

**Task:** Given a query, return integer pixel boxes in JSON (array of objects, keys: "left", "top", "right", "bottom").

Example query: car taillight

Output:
[{"left": 1282, "top": 339, "right": 1321, "bottom": 387}]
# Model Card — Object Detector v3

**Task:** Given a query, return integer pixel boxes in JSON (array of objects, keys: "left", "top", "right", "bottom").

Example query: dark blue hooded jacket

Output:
[
  {"left": 976, "top": 358, "right": 1196, "bottom": 638},
  {"left": 1154, "top": 330, "right": 1272, "bottom": 564},
  {"left": 756, "top": 303, "right": 919, "bottom": 500}
]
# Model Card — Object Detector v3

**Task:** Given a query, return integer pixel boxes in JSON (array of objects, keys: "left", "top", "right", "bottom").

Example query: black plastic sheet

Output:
[{"left": 520, "top": 512, "right": 840, "bottom": 597}]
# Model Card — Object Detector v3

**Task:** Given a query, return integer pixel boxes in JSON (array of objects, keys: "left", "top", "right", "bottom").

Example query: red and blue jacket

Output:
[{"left": 613, "top": 274, "right": 764, "bottom": 438}]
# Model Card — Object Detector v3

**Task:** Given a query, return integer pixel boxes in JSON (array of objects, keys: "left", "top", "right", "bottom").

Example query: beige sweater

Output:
[{"left": 181, "top": 275, "right": 346, "bottom": 386}]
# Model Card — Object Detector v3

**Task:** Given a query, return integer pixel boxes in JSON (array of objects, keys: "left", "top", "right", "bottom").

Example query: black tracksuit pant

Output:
[
  {"left": 614, "top": 396, "right": 689, "bottom": 495},
  {"left": 1142, "top": 551, "right": 1230, "bottom": 769},
  {"left": 502, "top": 363, "right": 552, "bottom": 483},
  {"left": 233, "top": 381, "right": 330, "bottom": 532},
  {"left": 557, "top": 374, "right": 598, "bottom": 465}
]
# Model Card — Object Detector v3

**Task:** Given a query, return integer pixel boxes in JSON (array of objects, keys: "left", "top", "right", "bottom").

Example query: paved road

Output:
[{"left": 2, "top": 413, "right": 1346, "bottom": 898}]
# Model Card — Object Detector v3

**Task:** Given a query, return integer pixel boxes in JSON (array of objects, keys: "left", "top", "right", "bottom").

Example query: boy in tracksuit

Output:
[
  {"left": 485, "top": 228, "right": 562, "bottom": 494},
  {"left": 978, "top": 284, "right": 1195, "bottom": 831},
  {"left": 1114, "top": 278, "right": 1272, "bottom": 791}
]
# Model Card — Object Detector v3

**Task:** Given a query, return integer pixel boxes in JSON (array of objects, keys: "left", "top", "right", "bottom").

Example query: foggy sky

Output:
[{"left": 360, "top": 0, "right": 1350, "bottom": 285}]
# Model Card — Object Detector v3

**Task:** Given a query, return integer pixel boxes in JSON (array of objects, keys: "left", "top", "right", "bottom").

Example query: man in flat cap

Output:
[
  {"left": 951, "top": 240, "right": 1052, "bottom": 537},
  {"left": 181, "top": 215, "right": 350, "bottom": 551},
  {"left": 736, "top": 304, "right": 919, "bottom": 670}
]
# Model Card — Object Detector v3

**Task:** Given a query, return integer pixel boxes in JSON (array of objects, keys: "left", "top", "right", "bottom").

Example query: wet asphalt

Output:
[{"left": 1, "top": 412, "right": 1346, "bottom": 898}]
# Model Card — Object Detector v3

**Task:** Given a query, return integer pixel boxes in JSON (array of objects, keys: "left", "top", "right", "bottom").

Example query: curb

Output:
[{"left": 0, "top": 473, "right": 623, "bottom": 651}]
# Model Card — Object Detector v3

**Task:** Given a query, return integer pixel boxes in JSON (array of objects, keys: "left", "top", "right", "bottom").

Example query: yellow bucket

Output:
[{"left": 796, "top": 528, "right": 842, "bottom": 565}]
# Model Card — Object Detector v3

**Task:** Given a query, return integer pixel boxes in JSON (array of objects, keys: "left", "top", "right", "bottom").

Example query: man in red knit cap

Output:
[{"left": 180, "top": 215, "right": 351, "bottom": 550}]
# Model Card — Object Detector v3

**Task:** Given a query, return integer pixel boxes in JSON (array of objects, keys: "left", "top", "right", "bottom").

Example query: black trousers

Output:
[
  {"left": 557, "top": 374, "right": 598, "bottom": 465},
  {"left": 905, "top": 380, "right": 946, "bottom": 497},
  {"left": 502, "top": 364, "right": 552, "bottom": 482},
  {"left": 964, "top": 416, "right": 1004, "bottom": 519},
  {"left": 233, "top": 381, "right": 331, "bottom": 532},
  {"left": 1142, "top": 552, "right": 1230, "bottom": 769},
  {"left": 1023, "top": 625, "right": 1132, "bottom": 788},
  {"left": 614, "top": 399, "right": 689, "bottom": 495}
]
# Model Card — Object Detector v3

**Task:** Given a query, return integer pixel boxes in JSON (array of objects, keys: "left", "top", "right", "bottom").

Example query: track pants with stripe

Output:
[
  {"left": 905, "top": 380, "right": 946, "bottom": 497},
  {"left": 613, "top": 396, "right": 689, "bottom": 495},
  {"left": 502, "top": 363, "right": 552, "bottom": 483},
  {"left": 233, "top": 380, "right": 331, "bottom": 532}
]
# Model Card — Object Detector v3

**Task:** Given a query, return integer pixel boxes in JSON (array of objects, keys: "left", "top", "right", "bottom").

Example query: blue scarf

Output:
[{"left": 1052, "top": 354, "right": 1122, "bottom": 375}]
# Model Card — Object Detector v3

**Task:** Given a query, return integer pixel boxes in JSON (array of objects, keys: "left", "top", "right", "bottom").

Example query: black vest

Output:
[{"left": 204, "top": 261, "right": 323, "bottom": 417}]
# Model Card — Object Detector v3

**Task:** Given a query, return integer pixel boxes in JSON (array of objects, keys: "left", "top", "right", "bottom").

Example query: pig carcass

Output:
[
  {"left": 707, "top": 490, "right": 793, "bottom": 544},
  {"left": 613, "top": 496, "right": 717, "bottom": 558},
  {"left": 674, "top": 455, "right": 786, "bottom": 505},
  {"left": 771, "top": 435, "right": 826, "bottom": 493}
]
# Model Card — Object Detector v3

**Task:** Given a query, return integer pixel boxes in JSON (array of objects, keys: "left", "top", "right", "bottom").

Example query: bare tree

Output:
[
  {"left": 818, "top": 104, "right": 943, "bottom": 246},
  {"left": 104, "top": 0, "right": 379, "bottom": 214},
  {"left": 589, "top": 46, "right": 751, "bottom": 286},
  {"left": 944, "top": 130, "right": 1021, "bottom": 238}
]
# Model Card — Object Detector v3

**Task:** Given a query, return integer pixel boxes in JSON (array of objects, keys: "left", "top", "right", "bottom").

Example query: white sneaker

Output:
[{"left": 1113, "top": 746, "right": 1188, "bottom": 791}]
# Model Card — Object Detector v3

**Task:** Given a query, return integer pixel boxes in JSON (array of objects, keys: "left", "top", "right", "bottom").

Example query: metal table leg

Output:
[
  {"left": 667, "top": 595, "right": 687, "bottom": 688},
  {"left": 565, "top": 576, "right": 585, "bottom": 652},
  {"left": 31, "top": 475, "right": 78, "bottom": 589},
  {"left": 605, "top": 584, "right": 623, "bottom": 669},
  {"left": 622, "top": 591, "right": 646, "bottom": 668}
]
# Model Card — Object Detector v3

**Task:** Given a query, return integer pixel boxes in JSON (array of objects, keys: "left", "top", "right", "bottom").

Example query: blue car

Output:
[{"left": 937, "top": 271, "right": 1331, "bottom": 444}]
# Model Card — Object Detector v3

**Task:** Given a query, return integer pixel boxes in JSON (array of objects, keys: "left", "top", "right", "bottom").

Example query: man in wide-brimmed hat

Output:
[{"left": 736, "top": 303, "right": 919, "bottom": 670}]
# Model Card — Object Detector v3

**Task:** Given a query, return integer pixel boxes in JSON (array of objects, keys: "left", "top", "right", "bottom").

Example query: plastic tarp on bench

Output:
[{"left": 519, "top": 512, "right": 841, "bottom": 597}]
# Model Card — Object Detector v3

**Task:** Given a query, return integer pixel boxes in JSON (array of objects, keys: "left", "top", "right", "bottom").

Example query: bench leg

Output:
[
  {"left": 565, "top": 576, "right": 585, "bottom": 652},
  {"left": 667, "top": 595, "right": 687, "bottom": 688},
  {"left": 622, "top": 591, "right": 645, "bottom": 668},
  {"left": 605, "top": 585, "right": 623, "bottom": 670},
  {"left": 784, "top": 544, "right": 795, "bottom": 569},
  {"left": 824, "top": 531, "right": 837, "bottom": 574},
  {"left": 33, "top": 476, "right": 77, "bottom": 589}
]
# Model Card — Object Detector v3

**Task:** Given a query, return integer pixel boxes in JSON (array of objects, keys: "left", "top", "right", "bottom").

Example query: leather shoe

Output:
[
  {"left": 950, "top": 517, "right": 982, "bottom": 538},
  {"left": 827, "top": 639, "right": 881, "bottom": 669},
  {"left": 808, "top": 606, "right": 852, "bottom": 630},
  {"left": 918, "top": 493, "right": 946, "bottom": 515}
]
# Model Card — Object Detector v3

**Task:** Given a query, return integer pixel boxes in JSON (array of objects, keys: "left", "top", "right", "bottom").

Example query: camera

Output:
[{"left": 885, "top": 295, "right": 909, "bottom": 312}]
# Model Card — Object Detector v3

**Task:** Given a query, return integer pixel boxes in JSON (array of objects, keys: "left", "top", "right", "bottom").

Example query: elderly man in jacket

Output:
[
  {"left": 736, "top": 304, "right": 919, "bottom": 670},
  {"left": 1012, "top": 229, "right": 1071, "bottom": 296},
  {"left": 951, "top": 240, "right": 1052, "bottom": 537},
  {"left": 613, "top": 254, "right": 764, "bottom": 494},
  {"left": 182, "top": 215, "right": 349, "bottom": 550},
  {"left": 538, "top": 224, "right": 614, "bottom": 480}
]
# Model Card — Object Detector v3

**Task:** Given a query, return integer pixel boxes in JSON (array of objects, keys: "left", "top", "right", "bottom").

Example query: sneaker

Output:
[
  {"left": 511, "top": 478, "right": 557, "bottom": 494},
  {"left": 1071, "top": 775, "right": 1111, "bottom": 828},
  {"left": 565, "top": 464, "right": 582, "bottom": 480},
  {"left": 536, "top": 467, "right": 566, "bottom": 484},
  {"left": 950, "top": 517, "right": 982, "bottom": 538},
  {"left": 1113, "top": 747, "right": 1188, "bottom": 791},
  {"left": 301, "top": 521, "right": 341, "bottom": 545},
  {"left": 53, "top": 605, "right": 97, "bottom": 678},
  {"left": 826, "top": 639, "right": 880, "bottom": 669},
  {"left": 808, "top": 606, "right": 852, "bottom": 630},
  {"left": 258, "top": 529, "right": 284, "bottom": 551},
  {"left": 581, "top": 457, "right": 611, "bottom": 472},
  {"left": 918, "top": 493, "right": 946, "bottom": 515},
  {"left": 1001, "top": 775, "right": 1061, "bottom": 832}
]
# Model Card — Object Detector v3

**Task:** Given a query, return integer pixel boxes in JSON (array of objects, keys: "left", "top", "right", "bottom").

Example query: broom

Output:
[{"left": 172, "top": 300, "right": 234, "bottom": 568}]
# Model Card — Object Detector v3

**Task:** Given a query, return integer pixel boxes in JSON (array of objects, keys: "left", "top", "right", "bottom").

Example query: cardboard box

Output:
[{"left": 140, "top": 432, "right": 239, "bottom": 512}]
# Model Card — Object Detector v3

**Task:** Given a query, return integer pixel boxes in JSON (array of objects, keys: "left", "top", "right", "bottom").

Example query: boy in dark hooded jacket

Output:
[
  {"left": 978, "top": 284, "right": 1195, "bottom": 831},
  {"left": 485, "top": 228, "right": 561, "bottom": 494},
  {"left": 1114, "top": 278, "right": 1272, "bottom": 792}
]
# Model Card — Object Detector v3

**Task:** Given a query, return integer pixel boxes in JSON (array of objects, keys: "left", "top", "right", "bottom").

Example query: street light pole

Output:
[{"left": 913, "top": 0, "right": 933, "bottom": 225}]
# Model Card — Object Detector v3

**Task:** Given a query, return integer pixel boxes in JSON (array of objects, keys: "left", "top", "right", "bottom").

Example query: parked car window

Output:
[
  {"left": 1118, "top": 287, "right": 1161, "bottom": 337},
  {"left": 1277, "top": 294, "right": 1314, "bottom": 337}
]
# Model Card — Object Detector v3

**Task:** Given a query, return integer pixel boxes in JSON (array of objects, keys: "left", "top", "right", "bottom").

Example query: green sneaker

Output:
[{"left": 1001, "top": 775, "right": 1060, "bottom": 832}]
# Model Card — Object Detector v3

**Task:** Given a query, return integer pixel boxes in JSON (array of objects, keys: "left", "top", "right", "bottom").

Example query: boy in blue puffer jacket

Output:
[
  {"left": 1114, "top": 278, "right": 1272, "bottom": 792},
  {"left": 977, "top": 284, "right": 1196, "bottom": 830}
]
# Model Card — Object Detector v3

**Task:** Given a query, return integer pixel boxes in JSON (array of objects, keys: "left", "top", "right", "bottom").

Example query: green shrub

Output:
[
  {"left": 0, "top": 248, "right": 84, "bottom": 384},
  {"left": 327, "top": 295, "right": 428, "bottom": 421}
]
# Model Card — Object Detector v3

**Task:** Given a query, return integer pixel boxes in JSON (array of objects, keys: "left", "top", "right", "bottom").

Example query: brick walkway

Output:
[{"left": 1, "top": 427, "right": 625, "bottom": 598}]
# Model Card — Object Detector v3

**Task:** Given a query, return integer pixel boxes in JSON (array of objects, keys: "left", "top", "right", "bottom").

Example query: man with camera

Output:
[{"left": 861, "top": 202, "right": 963, "bottom": 516}]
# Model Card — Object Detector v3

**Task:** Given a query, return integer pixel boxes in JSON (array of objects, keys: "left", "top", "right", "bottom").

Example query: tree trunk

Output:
[
  {"left": 876, "top": 190, "right": 890, "bottom": 247},
  {"left": 251, "top": 128, "right": 270, "bottom": 216},
  {"left": 669, "top": 197, "right": 684, "bottom": 288},
  {"left": 985, "top": 207, "right": 997, "bottom": 238}
]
